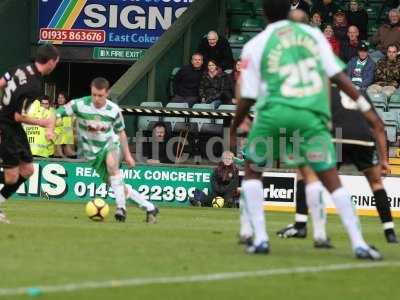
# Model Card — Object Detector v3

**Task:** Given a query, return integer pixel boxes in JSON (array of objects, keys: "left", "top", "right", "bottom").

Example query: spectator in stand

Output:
[
  {"left": 310, "top": 11, "right": 323, "bottom": 28},
  {"left": 199, "top": 59, "right": 224, "bottom": 108},
  {"left": 54, "top": 92, "right": 75, "bottom": 158},
  {"left": 323, "top": 24, "right": 341, "bottom": 56},
  {"left": 345, "top": 0, "right": 368, "bottom": 40},
  {"left": 333, "top": 10, "right": 349, "bottom": 44},
  {"left": 143, "top": 122, "right": 172, "bottom": 164},
  {"left": 369, "top": 9, "right": 400, "bottom": 62},
  {"left": 290, "top": 0, "right": 310, "bottom": 14},
  {"left": 312, "top": 0, "right": 339, "bottom": 24},
  {"left": 340, "top": 25, "right": 361, "bottom": 63},
  {"left": 368, "top": 45, "right": 400, "bottom": 97},
  {"left": 347, "top": 43, "right": 375, "bottom": 91},
  {"left": 208, "top": 151, "right": 239, "bottom": 208},
  {"left": 172, "top": 53, "right": 203, "bottom": 107},
  {"left": 222, "top": 60, "right": 241, "bottom": 105},
  {"left": 197, "top": 31, "right": 234, "bottom": 71}
]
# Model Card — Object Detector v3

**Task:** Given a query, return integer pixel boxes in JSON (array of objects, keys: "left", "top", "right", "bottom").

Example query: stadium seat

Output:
[
  {"left": 163, "top": 102, "right": 189, "bottom": 128},
  {"left": 390, "top": 93, "right": 400, "bottom": 103},
  {"left": 228, "top": 33, "right": 251, "bottom": 47},
  {"left": 190, "top": 103, "right": 213, "bottom": 131},
  {"left": 241, "top": 17, "right": 265, "bottom": 33},
  {"left": 368, "top": 91, "right": 387, "bottom": 104},
  {"left": 137, "top": 101, "right": 163, "bottom": 131},
  {"left": 139, "top": 101, "right": 163, "bottom": 107},
  {"left": 378, "top": 111, "right": 397, "bottom": 142}
]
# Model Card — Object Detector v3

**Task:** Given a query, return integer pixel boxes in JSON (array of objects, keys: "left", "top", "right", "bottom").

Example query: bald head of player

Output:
[
  {"left": 262, "top": 0, "right": 290, "bottom": 22},
  {"left": 289, "top": 9, "right": 309, "bottom": 23},
  {"left": 35, "top": 44, "right": 60, "bottom": 75}
]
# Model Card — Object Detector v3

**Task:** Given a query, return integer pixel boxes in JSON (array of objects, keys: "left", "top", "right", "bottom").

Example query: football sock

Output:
[
  {"left": 110, "top": 174, "right": 126, "bottom": 210},
  {"left": 239, "top": 194, "right": 253, "bottom": 238},
  {"left": 331, "top": 187, "right": 368, "bottom": 250},
  {"left": 373, "top": 189, "right": 394, "bottom": 231},
  {"left": 306, "top": 181, "right": 327, "bottom": 241},
  {"left": 0, "top": 176, "right": 27, "bottom": 199},
  {"left": 125, "top": 185, "right": 155, "bottom": 212},
  {"left": 294, "top": 179, "right": 308, "bottom": 229},
  {"left": 242, "top": 179, "right": 268, "bottom": 246}
]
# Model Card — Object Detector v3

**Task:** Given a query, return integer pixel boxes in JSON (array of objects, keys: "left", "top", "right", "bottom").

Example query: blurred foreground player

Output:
[
  {"left": 0, "top": 44, "right": 59, "bottom": 223},
  {"left": 277, "top": 87, "right": 398, "bottom": 243},
  {"left": 48, "top": 78, "right": 159, "bottom": 223},
  {"left": 231, "top": 0, "right": 387, "bottom": 260}
]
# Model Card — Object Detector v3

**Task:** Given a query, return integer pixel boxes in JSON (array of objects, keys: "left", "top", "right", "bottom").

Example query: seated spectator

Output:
[
  {"left": 172, "top": 53, "right": 203, "bottom": 107},
  {"left": 290, "top": 0, "right": 310, "bottom": 14},
  {"left": 312, "top": 0, "right": 339, "bottom": 24},
  {"left": 369, "top": 9, "right": 400, "bottom": 62},
  {"left": 309, "top": 11, "right": 322, "bottom": 28},
  {"left": 340, "top": 25, "right": 361, "bottom": 63},
  {"left": 199, "top": 60, "right": 224, "bottom": 108},
  {"left": 197, "top": 31, "right": 234, "bottom": 71},
  {"left": 347, "top": 43, "right": 375, "bottom": 91},
  {"left": 345, "top": 0, "right": 368, "bottom": 40},
  {"left": 222, "top": 60, "right": 241, "bottom": 105},
  {"left": 54, "top": 92, "right": 75, "bottom": 158},
  {"left": 207, "top": 151, "right": 239, "bottom": 208},
  {"left": 368, "top": 45, "right": 400, "bottom": 97},
  {"left": 333, "top": 10, "right": 349, "bottom": 44},
  {"left": 143, "top": 122, "right": 172, "bottom": 164},
  {"left": 323, "top": 24, "right": 341, "bottom": 56}
]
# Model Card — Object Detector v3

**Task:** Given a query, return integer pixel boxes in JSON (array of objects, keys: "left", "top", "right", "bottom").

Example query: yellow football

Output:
[
  {"left": 85, "top": 198, "right": 110, "bottom": 221},
  {"left": 212, "top": 196, "right": 224, "bottom": 208}
]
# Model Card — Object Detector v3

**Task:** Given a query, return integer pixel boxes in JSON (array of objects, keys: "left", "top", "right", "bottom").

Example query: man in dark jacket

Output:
[
  {"left": 345, "top": 0, "right": 368, "bottom": 40},
  {"left": 340, "top": 25, "right": 361, "bottom": 63},
  {"left": 172, "top": 53, "right": 203, "bottom": 107},
  {"left": 347, "top": 43, "right": 375, "bottom": 91},
  {"left": 197, "top": 31, "right": 234, "bottom": 70},
  {"left": 369, "top": 9, "right": 400, "bottom": 62},
  {"left": 311, "top": 0, "right": 339, "bottom": 23}
]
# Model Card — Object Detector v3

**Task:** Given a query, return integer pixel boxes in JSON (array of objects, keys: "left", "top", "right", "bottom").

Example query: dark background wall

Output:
[{"left": 0, "top": 0, "right": 32, "bottom": 75}]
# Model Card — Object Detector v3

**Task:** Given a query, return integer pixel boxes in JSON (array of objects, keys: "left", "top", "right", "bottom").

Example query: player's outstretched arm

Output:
[
  {"left": 14, "top": 111, "right": 52, "bottom": 128},
  {"left": 230, "top": 98, "right": 255, "bottom": 153},
  {"left": 118, "top": 130, "right": 135, "bottom": 168},
  {"left": 331, "top": 72, "right": 389, "bottom": 173}
]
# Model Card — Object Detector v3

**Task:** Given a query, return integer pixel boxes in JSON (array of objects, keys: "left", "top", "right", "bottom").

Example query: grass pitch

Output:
[{"left": 0, "top": 201, "right": 399, "bottom": 300}]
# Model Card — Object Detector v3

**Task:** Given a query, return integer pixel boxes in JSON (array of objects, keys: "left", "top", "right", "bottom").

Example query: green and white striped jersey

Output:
[
  {"left": 56, "top": 96, "right": 125, "bottom": 161},
  {"left": 240, "top": 20, "right": 345, "bottom": 119}
]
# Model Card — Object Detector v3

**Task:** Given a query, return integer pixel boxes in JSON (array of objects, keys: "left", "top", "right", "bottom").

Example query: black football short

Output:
[
  {"left": 0, "top": 123, "right": 33, "bottom": 168},
  {"left": 337, "top": 143, "right": 378, "bottom": 172}
]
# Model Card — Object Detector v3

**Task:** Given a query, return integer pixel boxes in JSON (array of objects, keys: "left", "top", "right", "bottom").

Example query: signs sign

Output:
[{"left": 38, "top": 0, "right": 193, "bottom": 48}]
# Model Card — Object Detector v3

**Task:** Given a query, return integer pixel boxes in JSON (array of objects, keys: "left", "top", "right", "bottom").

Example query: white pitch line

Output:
[{"left": 0, "top": 261, "right": 399, "bottom": 297}]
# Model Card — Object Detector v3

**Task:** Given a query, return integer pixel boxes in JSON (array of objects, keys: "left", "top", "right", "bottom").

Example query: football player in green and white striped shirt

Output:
[{"left": 48, "top": 77, "right": 158, "bottom": 223}]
